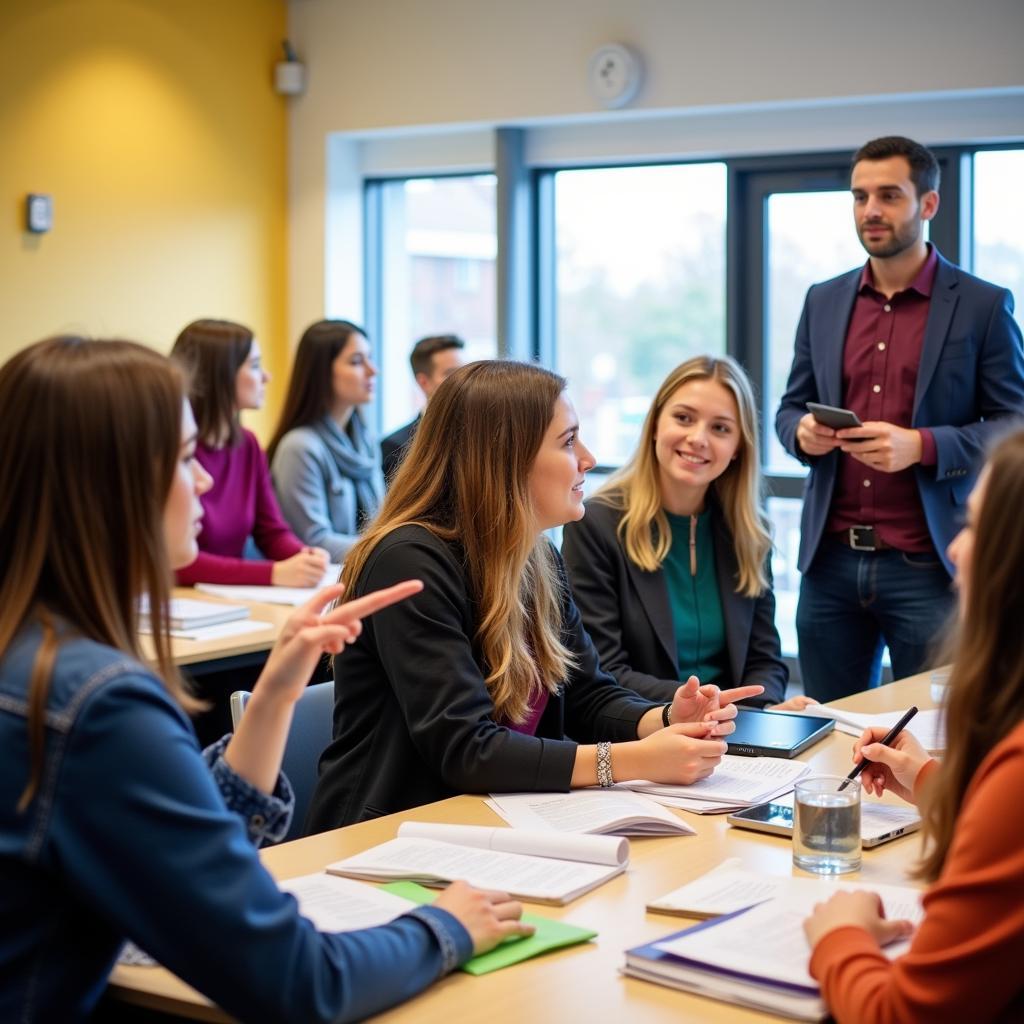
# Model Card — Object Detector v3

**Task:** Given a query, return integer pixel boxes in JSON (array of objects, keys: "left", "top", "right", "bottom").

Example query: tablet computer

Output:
[
  {"left": 727, "top": 793, "right": 921, "bottom": 848},
  {"left": 726, "top": 708, "right": 834, "bottom": 758}
]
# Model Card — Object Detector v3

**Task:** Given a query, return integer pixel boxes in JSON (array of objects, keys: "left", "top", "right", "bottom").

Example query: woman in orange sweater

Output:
[{"left": 802, "top": 428, "right": 1024, "bottom": 1023}]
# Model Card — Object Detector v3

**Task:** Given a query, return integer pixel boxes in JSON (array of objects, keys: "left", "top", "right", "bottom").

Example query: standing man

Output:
[
  {"left": 380, "top": 333, "right": 465, "bottom": 484},
  {"left": 776, "top": 136, "right": 1024, "bottom": 701}
]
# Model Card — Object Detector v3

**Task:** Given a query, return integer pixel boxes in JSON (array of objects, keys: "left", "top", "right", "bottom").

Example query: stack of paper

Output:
[
  {"left": 627, "top": 861, "right": 923, "bottom": 1019},
  {"left": 485, "top": 789, "right": 696, "bottom": 837},
  {"left": 327, "top": 821, "right": 629, "bottom": 904},
  {"left": 196, "top": 564, "right": 343, "bottom": 607},
  {"left": 619, "top": 755, "right": 811, "bottom": 813},
  {"left": 279, "top": 875, "right": 596, "bottom": 974},
  {"left": 138, "top": 597, "right": 269, "bottom": 640},
  {"left": 647, "top": 857, "right": 922, "bottom": 919},
  {"left": 789, "top": 705, "right": 945, "bottom": 753}
]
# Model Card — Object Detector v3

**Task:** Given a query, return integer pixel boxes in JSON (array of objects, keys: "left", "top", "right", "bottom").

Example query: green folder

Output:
[{"left": 380, "top": 881, "right": 597, "bottom": 975}]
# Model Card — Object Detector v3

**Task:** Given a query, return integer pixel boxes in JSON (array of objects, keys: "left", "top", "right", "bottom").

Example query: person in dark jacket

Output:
[
  {"left": 308, "top": 360, "right": 761, "bottom": 832},
  {"left": 380, "top": 333, "right": 465, "bottom": 484}
]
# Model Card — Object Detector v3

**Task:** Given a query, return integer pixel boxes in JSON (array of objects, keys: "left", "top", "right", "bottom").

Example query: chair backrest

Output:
[{"left": 229, "top": 681, "right": 335, "bottom": 842}]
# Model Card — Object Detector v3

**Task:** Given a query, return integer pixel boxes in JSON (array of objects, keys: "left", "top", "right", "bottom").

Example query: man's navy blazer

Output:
[
  {"left": 776, "top": 249, "right": 1024, "bottom": 574},
  {"left": 380, "top": 415, "right": 418, "bottom": 485}
]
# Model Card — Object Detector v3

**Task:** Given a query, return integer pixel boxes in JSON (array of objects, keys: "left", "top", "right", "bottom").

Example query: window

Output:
[
  {"left": 361, "top": 139, "right": 1021, "bottom": 672},
  {"left": 372, "top": 175, "right": 497, "bottom": 435},
  {"left": 764, "top": 190, "right": 867, "bottom": 474},
  {"left": 551, "top": 163, "right": 727, "bottom": 466},
  {"left": 973, "top": 149, "right": 1024, "bottom": 335}
]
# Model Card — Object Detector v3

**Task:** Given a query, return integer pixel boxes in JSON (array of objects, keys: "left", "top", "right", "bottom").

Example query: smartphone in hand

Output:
[{"left": 806, "top": 402, "right": 863, "bottom": 430}]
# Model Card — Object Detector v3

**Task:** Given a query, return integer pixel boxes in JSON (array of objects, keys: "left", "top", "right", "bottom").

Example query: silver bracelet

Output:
[{"left": 596, "top": 741, "right": 614, "bottom": 788}]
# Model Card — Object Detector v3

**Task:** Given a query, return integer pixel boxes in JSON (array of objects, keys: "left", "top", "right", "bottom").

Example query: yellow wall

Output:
[{"left": 0, "top": 0, "right": 288, "bottom": 437}]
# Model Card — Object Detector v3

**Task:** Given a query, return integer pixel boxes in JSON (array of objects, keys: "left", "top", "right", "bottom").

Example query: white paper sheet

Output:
[
  {"left": 788, "top": 706, "right": 945, "bottom": 753},
  {"left": 649, "top": 857, "right": 925, "bottom": 921},
  {"left": 196, "top": 564, "right": 343, "bottom": 607},
  {"left": 484, "top": 789, "right": 695, "bottom": 837},
  {"left": 279, "top": 872, "right": 414, "bottom": 932},
  {"left": 165, "top": 618, "right": 274, "bottom": 641},
  {"left": 621, "top": 755, "right": 811, "bottom": 807}
]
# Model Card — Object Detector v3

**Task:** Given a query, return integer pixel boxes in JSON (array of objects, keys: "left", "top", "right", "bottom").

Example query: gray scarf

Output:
[{"left": 312, "top": 413, "right": 382, "bottom": 526}]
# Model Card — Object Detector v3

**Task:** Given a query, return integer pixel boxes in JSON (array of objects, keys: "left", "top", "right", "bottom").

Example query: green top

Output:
[{"left": 662, "top": 509, "right": 727, "bottom": 684}]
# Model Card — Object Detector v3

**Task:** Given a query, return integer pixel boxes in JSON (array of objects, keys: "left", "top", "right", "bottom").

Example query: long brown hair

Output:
[
  {"left": 917, "top": 429, "right": 1024, "bottom": 881},
  {"left": 0, "top": 338, "right": 198, "bottom": 811},
  {"left": 171, "top": 318, "right": 253, "bottom": 447},
  {"left": 340, "top": 360, "right": 575, "bottom": 723},
  {"left": 267, "top": 319, "right": 365, "bottom": 463},
  {"left": 596, "top": 354, "right": 771, "bottom": 596}
]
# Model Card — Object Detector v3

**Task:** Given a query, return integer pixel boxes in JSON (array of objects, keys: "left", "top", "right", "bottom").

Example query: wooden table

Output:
[{"left": 108, "top": 673, "right": 935, "bottom": 1023}]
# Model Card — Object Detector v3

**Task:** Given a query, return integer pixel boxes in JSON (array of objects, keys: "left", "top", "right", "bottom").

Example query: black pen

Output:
[{"left": 838, "top": 706, "right": 919, "bottom": 792}]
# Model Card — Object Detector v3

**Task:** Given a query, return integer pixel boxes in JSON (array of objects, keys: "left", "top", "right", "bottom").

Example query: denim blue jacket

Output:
[{"left": 0, "top": 625, "right": 471, "bottom": 1023}]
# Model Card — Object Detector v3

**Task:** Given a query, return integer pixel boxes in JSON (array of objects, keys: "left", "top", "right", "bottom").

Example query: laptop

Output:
[
  {"left": 725, "top": 708, "right": 834, "bottom": 758},
  {"left": 727, "top": 793, "right": 921, "bottom": 848}
]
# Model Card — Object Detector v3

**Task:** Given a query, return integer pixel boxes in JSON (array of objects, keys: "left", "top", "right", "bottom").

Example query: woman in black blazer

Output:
[
  {"left": 307, "top": 361, "right": 764, "bottom": 831},
  {"left": 562, "top": 355, "right": 814, "bottom": 712}
]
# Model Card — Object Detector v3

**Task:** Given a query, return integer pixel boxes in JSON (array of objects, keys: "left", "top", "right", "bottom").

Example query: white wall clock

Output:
[{"left": 588, "top": 44, "right": 643, "bottom": 109}]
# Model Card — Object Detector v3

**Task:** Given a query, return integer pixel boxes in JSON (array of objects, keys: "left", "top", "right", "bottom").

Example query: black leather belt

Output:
[{"left": 834, "top": 526, "right": 890, "bottom": 551}]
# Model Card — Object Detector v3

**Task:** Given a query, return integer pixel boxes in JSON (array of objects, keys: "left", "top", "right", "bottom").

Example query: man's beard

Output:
[{"left": 857, "top": 215, "right": 923, "bottom": 259}]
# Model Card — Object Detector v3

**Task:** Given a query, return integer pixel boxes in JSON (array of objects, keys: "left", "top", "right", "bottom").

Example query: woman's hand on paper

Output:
[
  {"left": 253, "top": 580, "right": 423, "bottom": 707},
  {"left": 852, "top": 726, "right": 930, "bottom": 803},
  {"left": 271, "top": 547, "right": 330, "bottom": 587},
  {"left": 803, "top": 890, "right": 914, "bottom": 949},
  {"left": 434, "top": 881, "right": 534, "bottom": 955},
  {"left": 630, "top": 724, "right": 729, "bottom": 784},
  {"left": 670, "top": 675, "right": 765, "bottom": 727}
]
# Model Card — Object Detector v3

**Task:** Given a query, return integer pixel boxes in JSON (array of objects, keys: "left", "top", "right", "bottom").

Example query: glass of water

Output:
[{"left": 793, "top": 775, "right": 861, "bottom": 875}]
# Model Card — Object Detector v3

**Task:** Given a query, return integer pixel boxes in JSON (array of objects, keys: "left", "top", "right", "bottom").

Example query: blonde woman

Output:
[
  {"left": 308, "top": 361, "right": 746, "bottom": 831},
  {"left": 562, "top": 356, "right": 812, "bottom": 712}
]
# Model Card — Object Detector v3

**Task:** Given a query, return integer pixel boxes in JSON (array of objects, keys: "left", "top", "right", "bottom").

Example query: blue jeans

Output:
[{"left": 796, "top": 538, "right": 955, "bottom": 702}]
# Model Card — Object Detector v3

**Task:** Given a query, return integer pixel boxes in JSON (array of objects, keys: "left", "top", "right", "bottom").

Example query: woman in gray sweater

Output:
[{"left": 269, "top": 320, "right": 383, "bottom": 561}]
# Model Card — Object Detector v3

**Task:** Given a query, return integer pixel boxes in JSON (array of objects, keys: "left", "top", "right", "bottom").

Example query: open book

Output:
[
  {"left": 784, "top": 705, "right": 946, "bottom": 754},
  {"left": 628, "top": 862, "right": 923, "bottom": 1020},
  {"left": 326, "top": 821, "right": 629, "bottom": 904},
  {"left": 620, "top": 755, "right": 811, "bottom": 813},
  {"left": 485, "top": 789, "right": 696, "bottom": 837}
]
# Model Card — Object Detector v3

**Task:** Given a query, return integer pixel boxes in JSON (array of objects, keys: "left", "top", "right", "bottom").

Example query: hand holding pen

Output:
[{"left": 847, "top": 707, "right": 932, "bottom": 803}]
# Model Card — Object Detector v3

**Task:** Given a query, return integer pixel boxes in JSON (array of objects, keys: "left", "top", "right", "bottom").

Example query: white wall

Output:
[{"left": 285, "top": 0, "right": 1024, "bottom": 337}]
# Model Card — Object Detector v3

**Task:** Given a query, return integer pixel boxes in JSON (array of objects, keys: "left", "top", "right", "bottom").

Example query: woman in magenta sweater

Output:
[{"left": 171, "top": 319, "right": 329, "bottom": 586}]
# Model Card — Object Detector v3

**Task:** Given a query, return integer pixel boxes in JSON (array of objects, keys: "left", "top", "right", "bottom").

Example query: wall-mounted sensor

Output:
[
  {"left": 275, "top": 39, "right": 306, "bottom": 96},
  {"left": 26, "top": 193, "right": 53, "bottom": 233}
]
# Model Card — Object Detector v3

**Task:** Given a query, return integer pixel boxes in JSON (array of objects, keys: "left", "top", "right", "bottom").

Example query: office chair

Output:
[{"left": 229, "top": 681, "right": 334, "bottom": 842}]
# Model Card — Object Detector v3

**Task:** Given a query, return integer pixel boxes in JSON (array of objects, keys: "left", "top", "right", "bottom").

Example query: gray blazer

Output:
[{"left": 271, "top": 426, "right": 367, "bottom": 561}]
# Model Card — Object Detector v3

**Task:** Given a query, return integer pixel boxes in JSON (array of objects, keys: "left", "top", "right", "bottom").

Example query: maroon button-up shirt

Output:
[{"left": 827, "top": 245, "right": 938, "bottom": 552}]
